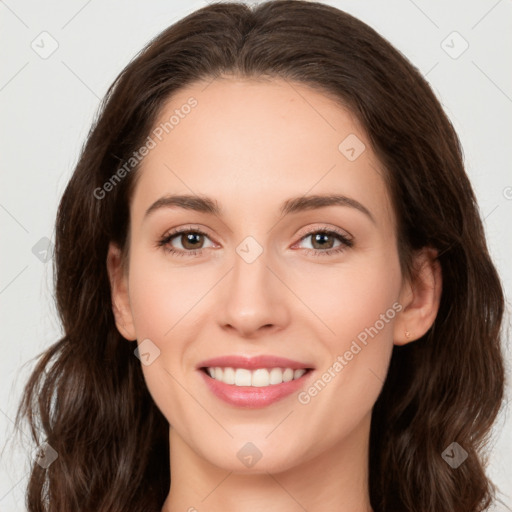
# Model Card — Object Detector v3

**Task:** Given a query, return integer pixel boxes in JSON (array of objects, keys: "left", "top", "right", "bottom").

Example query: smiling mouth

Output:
[{"left": 201, "top": 367, "right": 313, "bottom": 387}]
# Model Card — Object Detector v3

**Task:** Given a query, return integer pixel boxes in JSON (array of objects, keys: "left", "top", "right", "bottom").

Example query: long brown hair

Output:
[{"left": 15, "top": 1, "right": 505, "bottom": 511}]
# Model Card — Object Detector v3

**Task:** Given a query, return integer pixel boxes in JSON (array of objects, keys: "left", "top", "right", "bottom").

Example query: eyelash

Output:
[{"left": 157, "top": 226, "right": 354, "bottom": 258}]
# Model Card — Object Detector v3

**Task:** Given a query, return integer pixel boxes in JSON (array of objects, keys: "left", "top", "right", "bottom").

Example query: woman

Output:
[{"left": 16, "top": 1, "right": 505, "bottom": 511}]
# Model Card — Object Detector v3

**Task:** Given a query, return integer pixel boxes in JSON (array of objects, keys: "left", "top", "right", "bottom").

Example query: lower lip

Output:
[{"left": 199, "top": 369, "right": 313, "bottom": 408}]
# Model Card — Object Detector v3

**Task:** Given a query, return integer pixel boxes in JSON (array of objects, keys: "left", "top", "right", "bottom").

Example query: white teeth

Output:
[
  {"left": 282, "top": 368, "right": 294, "bottom": 382},
  {"left": 294, "top": 369, "right": 306, "bottom": 379},
  {"left": 205, "top": 366, "right": 308, "bottom": 387},
  {"left": 251, "top": 369, "right": 269, "bottom": 387},
  {"left": 235, "top": 368, "right": 251, "bottom": 386},
  {"left": 223, "top": 367, "right": 236, "bottom": 385},
  {"left": 269, "top": 368, "right": 283, "bottom": 385}
]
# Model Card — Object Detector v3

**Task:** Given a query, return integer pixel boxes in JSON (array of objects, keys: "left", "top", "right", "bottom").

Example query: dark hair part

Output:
[{"left": 15, "top": 1, "right": 505, "bottom": 511}]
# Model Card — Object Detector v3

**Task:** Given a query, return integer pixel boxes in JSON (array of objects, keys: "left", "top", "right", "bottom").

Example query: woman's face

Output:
[{"left": 110, "top": 76, "right": 411, "bottom": 473}]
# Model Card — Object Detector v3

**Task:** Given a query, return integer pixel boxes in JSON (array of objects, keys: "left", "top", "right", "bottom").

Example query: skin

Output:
[{"left": 107, "top": 76, "right": 442, "bottom": 512}]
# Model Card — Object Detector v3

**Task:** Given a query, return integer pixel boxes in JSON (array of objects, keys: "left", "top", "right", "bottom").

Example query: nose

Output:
[{"left": 218, "top": 246, "right": 289, "bottom": 339}]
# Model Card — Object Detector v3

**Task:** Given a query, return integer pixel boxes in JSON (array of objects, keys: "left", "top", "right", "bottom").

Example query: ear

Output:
[
  {"left": 106, "top": 242, "right": 137, "bottom": 341},
  {"left": 393, "top": 247, "right": 442, "bottom": 345}
]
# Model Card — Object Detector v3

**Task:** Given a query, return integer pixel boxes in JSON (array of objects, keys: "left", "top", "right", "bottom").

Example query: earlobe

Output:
[
  {"left": 106, "top": 243, "right": 137, "bottom": 341},
  {"left": 393, "top": 247, "right": 442, "bottom": 346}
]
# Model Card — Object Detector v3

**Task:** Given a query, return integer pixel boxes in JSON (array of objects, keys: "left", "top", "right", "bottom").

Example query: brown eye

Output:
[
  {"left": 158, "top": 228, "right": 215, "bottom": 257},
  {"left": 180, "top": 232, "right": 205, "bottom": 250},
  {"left": 310, "top": 232, "right": 337, "bottom": 250},
  {"left": 294, "top": 228, "right": 353, "bottom": 257}
]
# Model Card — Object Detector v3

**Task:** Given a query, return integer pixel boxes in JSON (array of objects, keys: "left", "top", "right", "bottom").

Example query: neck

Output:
[{"left": 162, "top": 413, "right": 373, "bottom": 512}]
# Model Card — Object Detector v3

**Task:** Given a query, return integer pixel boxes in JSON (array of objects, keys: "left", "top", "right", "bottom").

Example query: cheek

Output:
[
  {"left": 128, "top": 278, "right": 173, "bottom": 342},
  {"left": 294, "top": 251, "right": 402, "bottom": 344},
  {"left": 126, "top": 247, "right": 205, "bottom": 342},
  {"left": 296, "top": 251, "right": 401, "bottom": 411},
  {"left": 125, "top": 250, "right": 201, "bottom": 424}
]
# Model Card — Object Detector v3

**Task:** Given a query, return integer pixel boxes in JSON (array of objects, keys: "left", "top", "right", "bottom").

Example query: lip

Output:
[
  {"left": 197, "top": 354, "right": 314, "bottom": 371},
  {"left": 199, "top": 369, "right": 314, "bottom": 408}
]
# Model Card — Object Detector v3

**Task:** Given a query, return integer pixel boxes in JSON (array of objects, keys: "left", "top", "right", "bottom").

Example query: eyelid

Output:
[
  {"left": 159, "top": 225, "right": 217, "bottom": 245},
  {"left": 160, "top": 223, "right": 352, "bottom": 242},
  {"left": 161, "top": 224, "right": 214, "bottom": 239},
  {"left": 292, "top": 224, "right": 353, "bottom": 246}
]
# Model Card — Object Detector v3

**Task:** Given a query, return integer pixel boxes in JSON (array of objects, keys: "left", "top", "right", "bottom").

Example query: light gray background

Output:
[{"left": 1, "top": 0, "right": 511, "bottom": 510}]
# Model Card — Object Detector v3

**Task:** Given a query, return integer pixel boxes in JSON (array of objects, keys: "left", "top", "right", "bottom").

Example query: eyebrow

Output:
[{"left": 143, "top": 193, "right": 375, "bottom": 223}]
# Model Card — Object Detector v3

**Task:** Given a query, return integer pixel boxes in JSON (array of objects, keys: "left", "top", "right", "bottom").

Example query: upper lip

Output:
[{"left": 197, "top": 355, "right": 315, "bottom": 370}]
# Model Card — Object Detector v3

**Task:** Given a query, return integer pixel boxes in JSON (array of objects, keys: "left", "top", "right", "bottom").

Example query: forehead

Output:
[{"left": 130, "top": 76, "right": 394, "bottom": 229}]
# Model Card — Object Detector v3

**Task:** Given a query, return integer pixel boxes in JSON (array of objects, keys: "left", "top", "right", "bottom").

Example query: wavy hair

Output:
[{"left": 15, "top": 1, "right": 505, "bottom": 511}]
